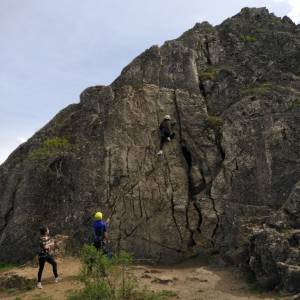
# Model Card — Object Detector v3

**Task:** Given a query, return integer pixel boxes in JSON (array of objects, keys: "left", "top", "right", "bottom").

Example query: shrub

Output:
[
  {"left": 29, "top": 137, "right": 72, "bottom": 177},
  {"left": 240, "top": 35, "right": 257, "bottom": 42},
  {"left": 30, "top": 137, "right": 72, "bottom": 162},
  {"left": 286, "top": 98, "right": 300, "bottom": 111},
  {"left": 199, "top": 67, "right": 216, "bottom": 81},
  {"left": 207, "top": 115, "right": 223, "bottom": 128},
  {"left": 242, "top": 83, "right": 273, "bottom": 95},
  {"left": 68, "top": 245, "right": 176, "bottom": 300},
  {"left": 0, "top": 263, "right": 17, "bottom": 272}
]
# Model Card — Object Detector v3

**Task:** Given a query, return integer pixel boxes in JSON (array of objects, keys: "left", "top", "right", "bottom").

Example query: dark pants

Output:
[
  {"left": 38, "top": 253, "right": 58, "bottom": 282},
  {"left": 160, "top": 133, "right": 175, "bottom": 150},
  {"left": 93, "top": 239, "right": 105, "bottom": 251},
  {"left": 93, "top": 239, "right": 112, "bottom": 259}
]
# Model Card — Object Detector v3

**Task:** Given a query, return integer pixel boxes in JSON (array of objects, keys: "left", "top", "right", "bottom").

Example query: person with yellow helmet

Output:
[{"left": 93, "top": 211, "right": 109, "bottom": 251}]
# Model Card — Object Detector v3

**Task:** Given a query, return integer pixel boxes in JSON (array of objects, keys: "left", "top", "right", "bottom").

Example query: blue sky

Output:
[{"left": 0, "top": 0, "right": 298, "bottom": 164}]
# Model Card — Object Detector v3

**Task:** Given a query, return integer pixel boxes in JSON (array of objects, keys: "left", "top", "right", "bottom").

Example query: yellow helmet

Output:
[{"left": 94, "top": 211, "right": 103, "bottom": 220}]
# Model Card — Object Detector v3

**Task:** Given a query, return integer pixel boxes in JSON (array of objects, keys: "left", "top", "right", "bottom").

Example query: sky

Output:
[{"left": 0, "top": 0, "right": 298, "bottom": 164}]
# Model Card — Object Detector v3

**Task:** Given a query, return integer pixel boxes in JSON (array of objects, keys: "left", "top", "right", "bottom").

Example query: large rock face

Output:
[{"left": 0, "top": 7, "right": 299, "bottom": 291}]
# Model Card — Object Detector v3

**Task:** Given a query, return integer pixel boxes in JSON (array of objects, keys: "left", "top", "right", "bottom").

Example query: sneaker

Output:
[
  {"left": 37, "top": 282, "right": 42, "bottom": 289},
  {"left": 54, "top": 277, "right": 60, "bottom": 283},
  {"left": 157, "top": 150, "right": 163, "bottom": 155}
]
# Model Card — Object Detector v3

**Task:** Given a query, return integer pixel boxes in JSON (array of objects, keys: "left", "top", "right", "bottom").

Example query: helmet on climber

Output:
[{"left": 94, "top": 211, "right": 103, "bottom": 221}]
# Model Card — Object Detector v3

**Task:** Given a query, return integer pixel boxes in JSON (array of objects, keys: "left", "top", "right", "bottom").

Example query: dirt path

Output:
[{"left": 0, "top": 257, "right": 293, "bottom": 300}]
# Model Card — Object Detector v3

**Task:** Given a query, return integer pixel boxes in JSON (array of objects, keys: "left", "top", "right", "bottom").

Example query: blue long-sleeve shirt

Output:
[{"left": 93, "top": 220, "right": 107, "bottom": 241}]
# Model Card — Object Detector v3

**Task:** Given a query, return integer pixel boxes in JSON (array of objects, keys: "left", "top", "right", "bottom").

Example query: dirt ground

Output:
[{"left": 0, "top": 256, "right": 295, "bottom": 300}]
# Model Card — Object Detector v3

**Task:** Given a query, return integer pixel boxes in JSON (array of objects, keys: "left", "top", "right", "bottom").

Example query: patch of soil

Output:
[{"left": 0, "top": 256, "right": 295, "bottom": 300}]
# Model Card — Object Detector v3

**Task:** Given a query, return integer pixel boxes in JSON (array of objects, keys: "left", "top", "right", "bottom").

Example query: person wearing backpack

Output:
[{"left": 157, "top": 115, "right": 176, "bottom": 155}]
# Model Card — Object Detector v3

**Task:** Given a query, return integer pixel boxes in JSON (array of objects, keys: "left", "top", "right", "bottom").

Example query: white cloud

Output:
[{"left": 272, "top": 0, "right": 300, "bottom": 23}]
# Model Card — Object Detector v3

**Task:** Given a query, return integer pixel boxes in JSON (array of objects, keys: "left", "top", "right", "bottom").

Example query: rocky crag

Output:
[{"left": 0, "top": 7, "right": 299, "bottom": 292}]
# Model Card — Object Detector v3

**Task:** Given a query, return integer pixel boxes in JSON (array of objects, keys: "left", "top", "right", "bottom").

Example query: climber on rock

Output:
[
  {"left": 93, "top": 211, "right": 110, "bottom": 253},
  {"left": 157, "top": 115, "right": 176, "bottom": 155},
  {"left": 37, "top": 226, "right": 59, "bottom": 289}
]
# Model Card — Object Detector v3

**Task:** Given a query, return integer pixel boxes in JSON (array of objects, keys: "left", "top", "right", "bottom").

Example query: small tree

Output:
[
  {"left": 29, "top": 137, "right": 72, "bottom": 178},
  {"left": 68, "top": 245, "right": 177, "bottom": 300}
]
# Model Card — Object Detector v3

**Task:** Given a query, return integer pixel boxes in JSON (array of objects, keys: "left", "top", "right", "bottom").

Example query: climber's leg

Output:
[
  {"left": 160, "top": 136, "right": 167, "bottom": 150},
  {"left": 158, "top": 136, "right": 167, "bottom": 155},
  {"left": 46, "top": 254, "right": 58, "bottom": 279},
  {"left": 37, "top": 255, "right": 46, "bottom": 283}
]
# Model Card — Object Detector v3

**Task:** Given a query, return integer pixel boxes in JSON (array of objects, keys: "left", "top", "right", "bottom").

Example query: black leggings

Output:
[
  {"left": 94, "top": 239, "right": 104, "bottom": 251},
  {"left": 160, "top": 133, "right": 175, "bottom": 150},
  {"left": 38, "top": 253, "right": 58, "bottom": 282}
]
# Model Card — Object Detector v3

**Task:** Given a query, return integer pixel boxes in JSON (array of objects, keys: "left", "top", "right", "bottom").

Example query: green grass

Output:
[
  {"left": 4, "top": 288, "right": 17, "bottom": 294},
  {"left": 242, "top": 82, "right": 295, "bottom": 97},
  {"left": 286, "top": 98, "right": 300, "bottom": 111},
  {"left": 206, "top": 115, "right": 223, "bottom": 128},
  {"left": 240, "top": 35, "right": 257, "bottom": 43},
  {"left": 29, "top": 137, "right": 72, "bottom": 162},
  {"left": 29, "top": 136, "right": 73, "bottom": 177},
  {"left": 199, "top": 67, "right": 217, "bottom": 81},
  {"left": 30, "top": 295, "right": 54, "bottom": 300},
  {"left": 0, "top": 262, "right": 17, "bottom": 272},
  {"left": 156, "top": 290, "right": 178, "bottom": 299},
  {"left": 242, "top": 83, "right": 273, "bottom": 95},
  {"left": 248, "top": 283, "right": 269, "bottom": 294}
]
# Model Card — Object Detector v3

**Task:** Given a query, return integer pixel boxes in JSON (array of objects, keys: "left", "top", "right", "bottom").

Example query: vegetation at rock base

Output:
[
  {"left": 68, "top": 245, "right": 177, "bottom": 300},
  {"left": 0, "top": 262, "right": 17, "bottom": 272}
]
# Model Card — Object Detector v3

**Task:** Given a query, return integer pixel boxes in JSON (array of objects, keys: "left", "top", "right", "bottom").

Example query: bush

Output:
[
  {"left": 199, "top": 67, "right": 216, "bottom": 81},
  {"left": 30, "top": 137, "right": 72, "bottom": 162},
  {"left": 0, "top": 263, "right": 17, "bottom": 272},
  {"left": 242, "top": 83, "right": 273, "bottom": 95},
  {"left": 286, "top": 98, "right": 300, "bottom": 111},
  {"left": 29, "top": 137, "right": 72, "bottom": 177},
  {"left": 68, "top": 245, "right": 176, "bottom": 300},
  {"left": 207, "top": 115, "right": 223, "bottom": 128},
  {"left": 240, "top": 35, "right": 257, "bottom": 42}
]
